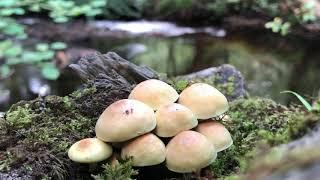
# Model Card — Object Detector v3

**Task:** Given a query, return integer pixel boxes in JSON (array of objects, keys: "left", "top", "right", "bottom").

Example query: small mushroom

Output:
[
  {"left": 128, "top": 79, "right": 179, "bottom": 110},
  {"left": 196, "top": 121, "right": 233, "bottom": 152},
  {"left": 166, "top": 131, "right": 216, "bottom": 173},
  {"left": 68, "top": 138, "right": 112, "bottom": 163},
  {"left": 155, "top": 103, "right": 198, "bottom": 137},
  {"left": 121, "top": 133, "right": 166, "bottom": 167},
  {"left": 95, "top": 99, "right": 156, "bottom": 142},
  {"left": 178, "top": 83, "right": 228, "bottom": 119}
]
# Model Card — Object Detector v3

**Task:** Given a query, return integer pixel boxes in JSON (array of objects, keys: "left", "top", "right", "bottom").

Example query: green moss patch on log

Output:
[
  {"left": 171, "top": 64, "right": 247, "bottom": 101},
  {"left": 211, "top": 98, "right": 320, "bottom": 179},
  {"left": 0, "top": 94, "right": 96, "bottom": 179},
  {"left": 2, "top": 93, "right": 319, "bottom": 179}
]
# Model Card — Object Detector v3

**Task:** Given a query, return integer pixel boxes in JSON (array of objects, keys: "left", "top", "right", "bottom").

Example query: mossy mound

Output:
[
  {"left": 0, "top": 95, "right": 96, "bottom": 179},
  {"left": 1, "top": 52, "right": 319, "bottom": 179},
  {"left": 211, "top": 98, "right": 320, "bottom": 179},
  {"left": 1, "top": 95, "right": 319, "bottom": 179}
]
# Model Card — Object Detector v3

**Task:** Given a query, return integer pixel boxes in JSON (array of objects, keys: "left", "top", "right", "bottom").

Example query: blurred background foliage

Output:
[
  {"left": 0, "top": 0, "right": 319, "bottom": 110},
  {"left": 1, "top": 0, "right": 317, "bottom": 80},
  {"left": 0, "top": 0, "right": 106, "bottom": 80}
]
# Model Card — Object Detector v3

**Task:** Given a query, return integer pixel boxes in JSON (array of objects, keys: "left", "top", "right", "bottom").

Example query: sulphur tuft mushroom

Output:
[
  {"left": 128, "top": 79, "right": 179, "bottom": 110},
  {"left": 155, "top": 103, "right": 198, "bottom": 137},
  {"left": 95, "top": 99, "right": 156, "bottom": 142},
  {"left": 121, "top": 133, "right": 166, "bottom": 167},
  {"left": 196, "top": 121, "right": 233, "bottom": 152},
  {"left": 68, "top": 138, "right": 113, "bottom": 163},
  {"left": 178, "top": 83, "right": 228, "bottom": 119},
  {"left": 166, "top": 130, "right": 216, "bottom": 173}
]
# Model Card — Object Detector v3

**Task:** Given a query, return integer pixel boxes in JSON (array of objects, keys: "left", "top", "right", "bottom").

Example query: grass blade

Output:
[{"left": 281, "top": 90, "right": 313, "bottom": 111}]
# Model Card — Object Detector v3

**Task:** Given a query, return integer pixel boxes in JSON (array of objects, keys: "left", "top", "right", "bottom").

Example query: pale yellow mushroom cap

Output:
[
  {"left": 178, "top": 83, "right": 228, "bottom": 119},
  {"left": 121, "top": 133, "right": 166, "bottom": 167},
  {"left": 95, "top": 99, "right": 156, "bottom": 142},
  {"left": 155, "top": 103, "right": 198, "bottom": 137},
  {"left": 68, "top": 138, "right": 112, "bottom": 163},
  {"left": 128, "top": 79, "right": 179, "bottom": 110},
  {"left": 166, "top": 131, "right": 216, "bottom": 173},
  {"left": 196, "top": 121, "right": 233, "bottom": 152}
]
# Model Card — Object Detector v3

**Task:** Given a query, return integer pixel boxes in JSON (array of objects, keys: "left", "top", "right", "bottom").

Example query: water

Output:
[
  {"left": 91, "top": 32, "right": 320, "bottom": 104},
  {"left": 1, "top": 21, "right": 320, "bottom": 111}
]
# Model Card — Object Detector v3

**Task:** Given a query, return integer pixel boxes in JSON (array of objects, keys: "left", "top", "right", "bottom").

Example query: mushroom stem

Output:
[
  {"left": 195, "top": 169, "right": 201, "bottom": 179},
  {"left": 182, "top": 173, "right": 192, "bottom": 179},
  {"left": 88, "top": 163, "right": 98, "bottom": 172}
]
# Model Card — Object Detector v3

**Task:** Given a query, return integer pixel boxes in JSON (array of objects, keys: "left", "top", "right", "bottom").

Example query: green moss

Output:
[
  {"left": 170, "top": 78, "right": 318, "bottom": 179},
  {"left": 1, "top": 95, "right": 96, "bottom": 178},
  {"left": 172, "top": 80, "right": 189, "bottom": 93},
  {"left": 70, "top": 86, "right": 97, "bottom": 99},
  {"left": 1, "top": 81, "right": 319, "bottom": 179},
  {"left": 0, "top": 152, "right": 14, "bottom": 171},
  {"left": 92, "top": 158, "right": 138, "bottom": 180},
  {"left": 211, "top": 98, "right": 320, "bottom": 179},
  {"left": 172, "top": 72, "right": 238, "bottom": 99},
  {"left": 6, "top": 105, "right": 34, "bottom": 129}
]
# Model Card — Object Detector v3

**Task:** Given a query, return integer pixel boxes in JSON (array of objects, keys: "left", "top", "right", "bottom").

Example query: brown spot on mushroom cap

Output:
[
  {"left": 129, "top": 79, "right": 179, "bottom": 110},
  {"left": 178, "top": 83, "right": 228, "bottom": 119},
  {"left": 68, "top": 138, "right": 113, "bottom": 163},
  {"left": 77, "top": 138, "right": 91, "bottom": 151},
  {"left": 121, "top": 133, "right": 166, "bottom": 167},
  {"left": 155, "top": 103, "right": 198, "bottom": 137},
  {"left": 95, "top": 99, "right": 156, "bottom": 142},
  {"left": 196, "top": 121, "right": 233, "bottom": 152},
  {"left": 166, "top": 131, "right": 216, "bottom": 173}
]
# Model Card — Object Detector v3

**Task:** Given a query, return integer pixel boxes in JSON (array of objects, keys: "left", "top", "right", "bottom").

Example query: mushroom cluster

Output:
[{"left": 67, "top": 79, "right": 233, "bottom": 174}]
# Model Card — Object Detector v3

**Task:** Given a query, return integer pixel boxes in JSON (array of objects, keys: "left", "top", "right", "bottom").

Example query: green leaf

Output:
[
  {"left": 6, "top": 57, "right": 23, "bottom": 65},
  {"left": 0, "top": 40, "right": 13, "bottom": 56},
  {"left": 280, "top": 22, "right": 291, "bottom": 36},
  {"left": 12, "top": 8, "right": 25, "bottom": 15},
  {"left": 39, "top": 51, "right": 55, "bottom": 60},
  {"left": 3, "top": 22, "right": 25, "bottom": 36},
  {"left": 85, "top": 9, "right": 102, "bottom": 16},
  {"left": 0, "top": 8, "right": 15, "bottom": 16},
  {"left": 53, "top": 16, "right": 69, "bottom": 23},
  {"left": 4, "top": 45, "right": 22, "bottom": 58},
  {"left": 36, "top": 43, "right": 49, "bottom": 52},
  {"left": 21, "top": 51, "right": 42, "bottom": 63},
  {"left": 91, "top": 0, "right": 107, "bottom": 7},
  {"left": 51, "top": 42, "right": 67, "bottom": 50},
  {"left": 29, "top": 4, "right": 40, "bottom": 12},
  {"left": 0, "top": 20, "right": 8, "bottom": 28},
  {"left": 304, "top": 1, "right": 316, "bottom": 9},
  {"left": 0, "top": 65, "right": 10, "bottom": 77},
  {"left": 0, "top": 0, "right": 16, "bottom": 7},
  {"left": 41, "top": 63, "right": 60, "bottom": 80},
  {"left": 281, "top": 91, "right": 313, "bottom": 111}
]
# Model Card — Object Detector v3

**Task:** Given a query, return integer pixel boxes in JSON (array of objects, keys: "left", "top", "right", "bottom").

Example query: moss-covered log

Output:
[{"left": 0, "top": 52, "right": 319, "bottom": 180}]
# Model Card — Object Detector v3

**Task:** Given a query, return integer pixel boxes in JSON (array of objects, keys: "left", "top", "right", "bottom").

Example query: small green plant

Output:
[
  {"left": 0, "top": 41, "right": 67, "bottom": 80},
  {"left": 265, "top": 17, "right": 291, "bottom": 36},
  {"left": 281, "top": 90, "right": 319, "bottom": 111},
  {"left": 0, "top": 0, "right": 106, "bottom": 80},
  {"left": 298, "top": 1, "right": 317, "bottom": 23},
  {"left": 92, "top": 157, "right": 138, "bottom": 180}
]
